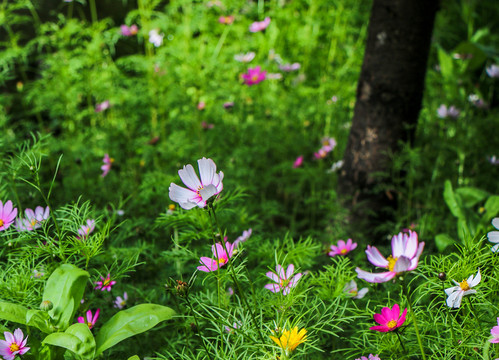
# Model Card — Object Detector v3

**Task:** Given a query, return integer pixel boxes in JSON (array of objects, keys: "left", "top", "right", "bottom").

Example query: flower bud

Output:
[
  {"left": 175, "top": 280, "right": 189, "bottom": 297},
  {"left": 40, "top": 300, "right": 53, "bottom": 311},
  {"left": 438, "top": 272, "right": 447, "bottom": 281}
]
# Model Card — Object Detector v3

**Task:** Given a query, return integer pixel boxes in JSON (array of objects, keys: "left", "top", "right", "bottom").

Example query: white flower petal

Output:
[
  {"left": 393, "top": 256, "right": 411, "bottom": 272},
  {"left": 391, "top": 232, "right": 405, "bottom": 258},
  {"left": 446, "top": 289, "right": 463, "bottom": 308},
  {"left": 365, "top": 246, "right": 388, "bottom": 268},
  {"left": 469, "top": 269, "right": 481, "bottom": 287},
  {"left": 198, "top": 158, "right": 216, "bottom": 186},
  {"left": 199, "top": 184, "right": 217, "bottom": 202},
  {"left": 488, "top": 231, "right": 499, "bottom": 244},
  {"left": 492, "top": 218, "right": 499, "bottom": 230},
  {"left": 178, "top": 164, "right": 202, "bottom": 191}
]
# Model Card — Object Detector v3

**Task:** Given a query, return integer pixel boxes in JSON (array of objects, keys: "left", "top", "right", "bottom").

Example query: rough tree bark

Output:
[{"left": 338, "top": 0, "right": 439, "bottom": 234}]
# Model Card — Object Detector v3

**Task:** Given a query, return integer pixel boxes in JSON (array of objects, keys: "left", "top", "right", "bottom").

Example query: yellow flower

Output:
[{"left": 270, "top": 327, "right": 307, "bottom": 353}]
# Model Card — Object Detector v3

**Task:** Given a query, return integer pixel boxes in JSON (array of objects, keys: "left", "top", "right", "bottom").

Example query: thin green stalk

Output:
[
  {"left": 402, "top": 281, "right": 426, "bottom": 360},
  {"left": 211, "top": 24, "right": 231, "bottom": 61},
  {"left": 185, "top": 296, "right": 214, "bottom": 360},
  {"left": 88, "top": 0, "right": 98, "bottom": 23},
  {"left": 467, "top": 297, "right": 481, "bottom": 332},
  {"left": 441, "top": 283, "right": 458, "bottom": 349},
  {"left": 394, "top": 330, "right": 407, "bottom": 355}
]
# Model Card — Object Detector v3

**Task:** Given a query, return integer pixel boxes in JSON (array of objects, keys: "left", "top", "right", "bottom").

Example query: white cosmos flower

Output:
[
  {"left": 445, "top": 269, "right": 481, "bottom": 308},
  {"left": 487, "top": 218, "right": 499, "bottom": 252},
  {"left": 169, "top": 158, "right": 223, "bottom": 210}
]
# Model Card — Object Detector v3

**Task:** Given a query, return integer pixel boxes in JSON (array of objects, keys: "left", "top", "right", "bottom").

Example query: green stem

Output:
[
  {"left": 467, "top": 297, "right": 481, "bottom": 331},
  {"left": 442, "top": 283, "right": 458, "bottom": 348},
  {"left": 88, "top": 0, "right": 98, "bottom": 23},
  {"left": 394, "top": 330, "right": 407, "bottom": 355},
  {"left": 402, "top": 281, "right": 426, "bottom": 360},
  {"left": 185, "top": 297, "right": 214, "bottom": 360}
]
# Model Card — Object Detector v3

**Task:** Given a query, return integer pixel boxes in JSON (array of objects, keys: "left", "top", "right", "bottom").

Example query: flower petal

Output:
[
  {"left": 198, "top": 158, "right": 216, "bottom": 187},
  {"left": 266, "top": 271, "right": 279, "bottom": 282},
  {"left": 356, "top": 268, "right": 395, "bottom": 283},
  {"left": 285, "top": 264, "right": 295, "bottom": 279},
  {"left": 365, "top": 246, "right": 388, "bottom": 268},
  {"left": 178, "top": 164, "right": 202, "bottom": 191},
  {"left": 393, "top": 256, "right": 411, "bottom": 272}
]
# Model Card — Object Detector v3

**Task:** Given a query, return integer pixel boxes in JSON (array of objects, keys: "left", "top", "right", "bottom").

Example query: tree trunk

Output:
[{"left": 338, "top": 0, "right": 439, "bottom": 234}]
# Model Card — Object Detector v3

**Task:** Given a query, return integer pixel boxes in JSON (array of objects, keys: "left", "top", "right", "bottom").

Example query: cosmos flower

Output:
[
  {"left": 241, "top": 66, "right": 266, "bottom": 86},
  {"left": 264, "top": 264, "right": 302, "bottom": 295},
  {"left": 197, "top": 101, "right": 206, "bottom": 110},
  {"left": 0, "top": 200, "right": 17, "bottom": 231},
  {"left": 101, "top": 154, "right": 114, "bottom": 177},
  {"left": 120, "top": 24, "right": 138, "bottom": 36},
  {"left": 326, "top": 160, "right": 344, "bottom": 173},
  {"left": 233, "top": 228, "right": 252, "bottom": 248},
  {"left": 487, "top": 218, "right": 499, "bottom": 252},
  {"left": 249, "top": 17, "right": 270, "bottom": 32},
  {"left": 78, "top": 219, "right": 95, "bottom": 239},
  {"left": 486, "top": 64, "right": 499, "bottom": 78},
  {"left": 169, "top": 158, "right": 224, "bottom": 210},
  {"left": 15, "top": 206, "right": 49, "bottom": 231},
  {"left": 488, "top": 156, "right": 499, "bottom": 166},
  {"left": 114, "top": 292, "right": 128, "bottom": 309},
  {"left": 343, "top": 280, "right": 368, "bottom": 299},
  {"left": 95, "top": 100, "right": 110, "bottom": 113},
  {"left": 197, "top": 242, "right": 234, "bottom": 272},
  {"left": 149, "top": 29, "right": 164, "bottom": 47},
  {"left": 224, "top": 321, "right": 241, "bottom": 333},
  {"left": 0, "top": 329, "right": 30, "bottom": 360},
  {"left": 95, "top": 274, "right": 116, "bottom": 291},
  {"left": 445, "top": 269, "right": 481, "bottom": 308},
  {"left": 218, "top": 15, "right": 234, "bottom": 24},
  {"left": 356, "top": 354, "right": 380, "bottom": 360},
  {"left": 489, "top": 318, "right": 499, "bottom": 343},
  {"left": 437, "top": 104, "right": 460, "bottom": 119},
  {"left": 293, "top": 156, "right": 304, "bottom": 168},
  {"left": 279, "top": 63, "right": 301, "bottom": 72},
  {"left": 356, "top": 230, "right": 424, "bottom": 283},
  {"left": 270, "top": 327, "right": 307, "bottom": 355},
  {"left": 328, "top": 239, "right": 357, "bottom": 257},
  {"left": 234, "top": 52, "right": 255, "bottom": 63},
  {"left": 78, "top": 309, "right": 100, "bottom": 330},
  {"left": 370, "top": 304, "right": 407, "bottom": 332},
  {"left": 223, "top": 101, "right": 234, "bottom": 109}
]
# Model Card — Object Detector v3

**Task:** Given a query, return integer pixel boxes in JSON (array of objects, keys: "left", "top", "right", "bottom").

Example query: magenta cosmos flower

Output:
[
  {"left": 218, "top": 15, "right": 234, "bottom": 24},
  {"left": 95, "top": 100, "right": 110, "bottom": 113},
  {"left": 95, "top": 274, "right": 116, "bottom": 291},
  {"left": 249, "top": 17, "right": 270, "bottom": 32},
  {"left": 264, "top": 264, "right": 302, "bottom": 295},
  {"left": 120, "top": 24, "right": 138, "bottom": 36},
  {"left": 169, "top": 158, "right": 224, "bottom": 210},
  {"left": 101, "top": 154, "right": 114, "bottom": 177},
  {"left": 15, "top": 206, "right": 49, "bottom": 231},
  {"left": 0, "top": 200, "right": 17, "bottom": 231},
  {"left": 490, "top": 318, "right": 499, "bottom": 343},
  {"left": 197, "top": 241, "right": 234, "bottom": 272},
  {"left": 328, "top": 239, "right": 357, "bottom": 257},
  {"left": 370, "top": 304, "right": 407, "bottom": 332},
  {"left": 356, "top": 230, "right": 424, "bottom": 283},
  {"left": 293, "top": 156, "right": 303, "bottom": 168},
  {"left": 0, "top": 329, "right": 30, "bottom": 360},
  {"left": 241, "top": 66, "right": 266, "bottom": 86},
  {"left": 78, "top": 309, "right": 100, "bottom": 330},
  {"left": 78, "top": 219, "right": 95, "bottom": 239}
]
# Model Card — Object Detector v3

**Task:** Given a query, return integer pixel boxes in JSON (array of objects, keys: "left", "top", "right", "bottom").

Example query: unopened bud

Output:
[
  {"left": 175, "top": 280, "right": 189, "bottom": 297},
  {"left": 40, "top": 300, "right": 53, "bottom": 311},
  {"left": 438, "top": 272, "right": 447, "bottom": 281}
]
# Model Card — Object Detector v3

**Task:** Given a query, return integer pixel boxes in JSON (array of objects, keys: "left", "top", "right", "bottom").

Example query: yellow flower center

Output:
[
  {"left": 168, "top": 204, "right": 175, "bottom": 211},
  {"left": 387, "top": 255, "right": 398, "bottom": 272},
  {"left": 87, "top": 322, "right": 93, "bottom": 329},
  {"left": 103, "top": 278, "right": 110, "bottom": 286},
  {"left": 30, "top": 219, "right": 37, "bottom": 227},
  {"left": 340, "top": 248, "right": 348, "bottom": 254},
  {"left": 217, "top": 258, "right": 227, "bottom": 266},
  {"left": 349, "top": 289, "right": 358, "bottom": 296},
  {"left": 459, "top": 279, "right": 470, "bottom": 291},
  {"left": 10, "top": 343, "right": 20, "bottom": 352},
  {"left": 110, "top": 158, "right": 115, "bottom": 163},
  {"left": 280, "top": 278, "right": 290, "bottom": 287},
  {"left": 251, "top": 74, "right": 259, "bottom": 82},
  {"left": 387, "top": 320, "right": 397, "bottom": 329},
  {"left": 0, "top": 219, "right": 4, "bottom": 227}
]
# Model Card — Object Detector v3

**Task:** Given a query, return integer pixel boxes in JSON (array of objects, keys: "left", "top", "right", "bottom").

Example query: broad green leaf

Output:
[
  {"left": 435, "top": 233, "right": 455, "bottom": 252},
  {"left": 484, "top": 196, "right": 499, "bottom": 221},
  {"left": 128, "top": 356, "right": 140, "bottom": 360},
  {"left": 0, "top": 302, "right": 28, "bottom": 325},
  {"left": 43, "top": 264, "right": 89, "bottom": 331},
  {"left": 42, "top": 323, "right": 95, "bottom": 360},
  {"left": 95, "top": 304, "right": 175, "bottom": 356},
  {"left": 443, "top": 180, "right": 464, "bottom": 219},
  {"left": 455, "top": 187, "right": 489, "bottom": 208},
  {"left": 457, "top": 218, "right": 469, "bottom": 241},
  {"left": 26, "top": 309, "right": 54, "bottom": 333},
  {"left": 453, "top": 41, "right": 487, "bottom": 71},
  {"left": 437, "top": 47, "right": 454, "bottom": 81}
]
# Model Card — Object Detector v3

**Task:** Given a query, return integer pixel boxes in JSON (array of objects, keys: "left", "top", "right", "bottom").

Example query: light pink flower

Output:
[
  {"left": 101, "top": 154, "right": 114, "bottom": 177},
  {"left": 314, "top": 137, "right": 336, "bottom": 159},
  {"left": 355, "top": 230, "right": 424, "bottom": 283},
  {"left": 490, "top": 318, "right": 499, "bottom": 343},
  {"left": 445, "top": 269, "right": 481, "bottom": 308},
  {"left": 370, "top": 304, "right": 407, "bottom": 332},
  {"left": 78, "top": 309, "right": 100, "bottom": 330},
  {"left": 264, "top": 264, "right": 302, "bottom": 295},
  {"left": 241, "top": 66, "right": 266, "bottom": 86},
  {"left": 78, "top": 219, "right": 95, "bottom": 239},
  {"left": 120, "top": 24, "right": 138, "bottom": 36},
  {"left": 197, "top": 101, "right": 206, "bottom": 110},
  {"left": 218, "top": 15, "right": 234, "bottom": 24},
  {"left": 486, "top": 64, "right": 499, "bottom": 78},
  {"left": 0, "top": 201, "right": 17, "bottom": 231},
  {"left": 249, "top": 17, "right": 270, "bottom": 32},
  {"left": 356, "top": 355, "right": 380, "bottom": 360},
  {"left": 328, "top": 239, "right": 357, "bottom": 257},
  {"left": 314, "top": 148, "right": 328, "bottom": 159},
  {"left": 201, "top": 121, "right": 214, "bottom": 130},
  {"left": 234, "top": 52, "right": 255, "bottom": 63},
  {"left": 169, "top": 158, "right": 224, "bottom": 210},
  {"left": 223, "top": 101, "right": 234, "bottom": 109},
  {"left": 15, "top": 206, "right": 49, "bottom": 231},
  {"left": 489, "top": 156, "right": 499, "bottom": 166},
  {"left": 437, "top": 104, "right": 460, "bottom": 119},
  {"left": 293, "top": 156, "right": 304, "bottom": 168},
  {"left": 0, "top": 328, "right": 30, "bottom": 360},
  {"left": 224, "top": 321, "right": 241, "bottom": 333},
  {"left": 95, "top": 100, "right": 110, "bottom": 113},
  {"left": 149, "top": 29, "right": 164, "bottom": 47},
  {"left": 95, "top": 274, "right": 116, "bottom": 291},
  {"left": 114, "top": 292, "right": 128, "bottom": 309},
  {"left": 233, "top": 228, "right": 252, "bottom": 248},
  {"left": 343, "top": 280, "right": 368, "bottom": 299},
  {"left": 279, "top": 63, "right": 301, "bottom": 72},
  {"left": 197, "top": 242, "right": 234, "bottom": 272}
]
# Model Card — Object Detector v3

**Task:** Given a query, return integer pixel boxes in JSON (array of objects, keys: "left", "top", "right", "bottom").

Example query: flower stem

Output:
[
  {"left": 441, "top": 282, "right": 458, "bottom": 350},
  {"left": 402, "top": 281, "right": 426, "bottom": 360},
  {"left": 185, "top": 296, "right": 213, "bottom": 360},
  {"left": 394, "top": 330, "right": 407, "bottom": 354},
  {"left": 466, "top": 297, "right": 482, "bottom": 331}
]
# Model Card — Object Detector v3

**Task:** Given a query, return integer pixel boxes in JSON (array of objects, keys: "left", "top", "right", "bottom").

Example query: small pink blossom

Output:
[
  {"left": 197, "top": 242, "right": 234, "bottom": 272},
  {"left": 370, "top": 304, "right": 407, "bottom": 332},
  {"left": 234, "top": 52, "right": 255, "bottom": 63},
  {"left": 314, "top": 137, "right": 337, "bottom": 159},
  {"left": 120, "top": 24, "right": 138, "bottom": 36},
  {"left": 486, "top": 64, "right": 499, "bottom": 78},
  {"left": 249, "top": 17, "right": 270, "bottom": 32},
  {"left": 437, "top": 104, "right": 460, "bottom": 119},
  {"left": 233, "top": 228, "right": 252, "bottom": 248},
  {"left": 114, "top": 292, "right": 128, "bottom": 309},
  {"left": 328, "top": 239, "right": 357, "bottom": 257},
  {"left": 356, "top": 230, "right": 424, "bottom": 283},
  {"left": 223, "top": 101, "right": 234, "bottom": 109},
  {"left": 95, "top": 274, "right": 116, "bottom": 291},
  {"left": 197, "top": 101, "right": 206, "bottom": 110},
  {"left": 78, "top": 309, "right": 100, "bottom": 330},
  {"left": 293, "top": 156, "right": 304, "bottom": 168},
  {"left": 343, "top": 280, "right": 368, "bottom": 299},
  {"left": 201, "top": 121, "right": 214, "bottom": 130},
  {"left": 490, "top": 317, "right": 499, "bottom": 343},
  {"left": 264, "top": 264, "right": 302, "bottom": 295},
  {"left": 0, "top": 328, "right": 30, "bottom": 360},
  {"left": 101, "top": 154, "right": 114, "bottom": 177},
  {"left": 241, "top": 66, "right": 266, "bottom": 86},
  {"left": 279, "top": 63, "right": 301, "bottom": 72},
  {"left": 78, "top": 219, "right": 95, "bottom": 239},
  {"left": 488, "top": 156, "right": 499, "bottom": 166},
  {"left": 15, "top": 206, "right": 49, "bottom": 231},
  {"left": 224, "top": 321, "right": 241, "bottom": 333},
  {"left": 356, "top": 355, "right": 380, "bottom": 360},
  {"left": 218, "top": 15, "right": 234, "bottom": 24},
  {"left": 95, "top": 100, "right": 110, "bottom": 113},
  {"left": 0, "top": 200, "right": 17, "bottom": 231}
]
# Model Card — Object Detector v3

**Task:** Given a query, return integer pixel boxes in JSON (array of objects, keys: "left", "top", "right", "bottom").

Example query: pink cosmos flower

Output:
[
  {"left": 15, "top": 206, "right": 49, "bottom": 231},
  {"left": 0, "top": 328, "right": 30, "bottom": 360},
  {"left": 78, "top": 309, "right": 100, "bottom": 330},
  {"left": 445, "top": 269, "right": 481, "bottom": 308},
  {"left": 0, "top": 200, "right": 17, "bottom": 231},
  {"left": 197, "top": 101, "right": 206, "bottom": 110},
  {"left": 218, "top": 15, "right": 234, "bottom": 24},
  {"left": 370, "top": 304, "right": 407, "bottom": 332},
  {"left": 486, "top": 64, "right": 499, "bottom": 78},
  {"left": 233, "top": 228, "right": 252, "bottom": 248},
  {"left": 343, "top": 280, "right": 368, "bottom": 299},
  {"left": 114, "top": 292, "right": 128, "bottom": 309},
  {"left": 437, "top": 104, "right": 460, "bottom": 119},
  {"left": 293, "top": 156, "right": 303, "bottom": 168},
  {"left": 224, "top": 321, "right": 241, "bottom": 333},
  {"left": 197, "top": 242, "right": 234, "bottom": 272},
  {"left": 241, "top": 66, "right": 266, "bottom": 86},
  {"left": 355, "top": 355, "right": 380, "bottom": 360},
  {"left": 95, "top": 274, "right": 116, "bottom": 291},
  {"left": 234, "top": 52, "right": 255, "bottom": 63},
  {"left": 95, "top": 100, "right": 110, "bottom": 113},
  {"left": 78, "top": 219, "right": 96, "bottom": 239},
  {"left": 264, "top": 264, "right": 302, "bottom": 295},
  {"left": 279, "top": 63, "right": 301, "bottom": 72},
  {"left": 328, "top": 239, "right": 357, "bottom": 257},
  {"left": 249, "top": 17, "right": 270, "bottom": 32},
  {"left": 355, "top": 230, "right": 424, "bottom": 283},
  {"left": 490, "top": 318, "right": 499, "bottom": 343},
  {"left": 223, "top": 101, "right": 234, "bottom": 109},
  {"left": 101, "top": 154, "right": 114, "bottom": 177},
  {"left": 120, "top": 24, "right": 138, "bottom": 36},
  {"left": 169, "top": 158, "right": 224, "bottom": 210}
]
